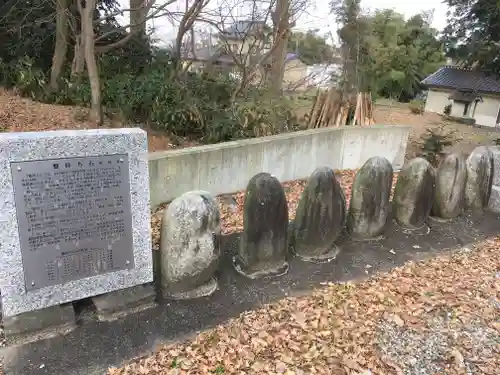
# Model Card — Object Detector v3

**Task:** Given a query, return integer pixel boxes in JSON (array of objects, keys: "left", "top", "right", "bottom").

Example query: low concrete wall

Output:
[{"left": 148, "top": 125, "right": 410, "bottom": 207}]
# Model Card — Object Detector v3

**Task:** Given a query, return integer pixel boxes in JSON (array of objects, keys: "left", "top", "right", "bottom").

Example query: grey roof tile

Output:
[{"left": 421, "top": 66, "right": 500, "bottom": 94}]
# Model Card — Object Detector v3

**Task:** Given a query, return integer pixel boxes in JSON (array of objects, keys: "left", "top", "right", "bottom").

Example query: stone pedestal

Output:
[
  {"left": 3, "top": 304, "right": 76, "bottom": 346},
  {"left": 236, "top": 173, "right": 289, "bottom": 278},
  {"left": 291, "top": 167, "right": 345, "bottom": 262},
  {"left": 347, "top": 156, "right": 393, "bottom": 239},
  {"left": 92, "top": 284, "right": 157, "bottom": 321}
]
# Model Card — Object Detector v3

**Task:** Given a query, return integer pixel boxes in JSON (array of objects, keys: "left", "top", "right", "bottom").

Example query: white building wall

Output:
[
  {"left": 473, "top": 95, "right": 500, "bottom": 127},
  {"left": 424, "top": 89, "right": 452, "bottom": 114},
  {"left": 451, "top": 102, "right": 466, "bottom": 117}
]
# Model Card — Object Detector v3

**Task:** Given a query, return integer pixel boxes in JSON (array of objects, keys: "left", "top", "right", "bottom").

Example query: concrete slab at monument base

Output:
[
  {"left": 92, "top": 284, "right": 157, "bottom": 322},
  {"left": 349, "top": 234, "right": 385, "bottom": 242},
  {"left": 162, "top": 278, "right": 219, "bottom": 300},
  {"left": 394, "top": 220, "right": 431, "bottom": 236},
  {"left": 429, "top": 216, "right": 454, "bottom": 224},
  {"left": 3, "top": 304, "right": 76, "bottom": 346},
  {"left": 295, "top": 246, "right": 340, "bottom": 263},
  {"left": 233, "top": 258, "right": 289, "bottom": 279}
]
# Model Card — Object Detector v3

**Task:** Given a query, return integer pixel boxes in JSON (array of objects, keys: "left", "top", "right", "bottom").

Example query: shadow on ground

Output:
[{"left": 2, "top": 211, "right": 500, "bottom": 375}]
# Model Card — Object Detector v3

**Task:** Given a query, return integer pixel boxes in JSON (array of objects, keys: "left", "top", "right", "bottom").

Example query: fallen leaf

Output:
[
  {"left": 392, "top": 314, "right": 404, "bottom": 326},
  {"left": 450, "top": 348, "right": 465, "bottom": 369}
]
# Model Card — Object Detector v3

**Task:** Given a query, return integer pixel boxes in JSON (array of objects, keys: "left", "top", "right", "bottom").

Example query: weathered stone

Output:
[
  {"left": 393, "top": 158, "right": 435, "bottom": 228},
  {"left": 3, "top": 303, "right": 76, "bottom": 346},
  {"left": 488, "top": 146, "right": 500, "bottom": 212},
  {"left": 465, "top": 146, "right": 493, "bottom": 212},
  {"left": 92, "top": 284, "right": 157, "bottom": 321},
  {"left": 431, "top": 153, "right": 467, "bottom": 219},
  {"left": 160, "top": 191, "right": 221, "bottom": 299},
  {"left": 291, "top": 167, "right": 346, "bottom": 261},
  {"left": 347, "top": 157, "right": 393, "bottom": 239},
  {"left": 236, "top": 173, "right": 289, "bottom": 278},
  {"left": 488, "top": 185, "right": 500, "bottom": 213}
]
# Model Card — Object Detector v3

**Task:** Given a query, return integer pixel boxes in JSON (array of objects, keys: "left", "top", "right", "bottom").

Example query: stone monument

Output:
[
  {"left": 160, "top": 190, "right": 221, "bottom": 299},
  {"left": 465, "top": 146, "right": 493, "bottom": 212},
  {"left": 488, "top": 146, "right": 500, "bottom": 212},
  {"left": 347, "top": 156, "right": 393, "bottom": 239},
  {"left": 0, "top": 129, "right": 153, "bottom": 338},
  {"left": 432, "top": 153, "right": 467, "bottom": 219},
  {"left": 236, "top": 173, "right": 289, "bottom": 278},
  {"left": 393, "top": 158, "right": 435, "bottom": 228},
  {"left": 291, "top": 167, "right": 346, "bottom": 261}
]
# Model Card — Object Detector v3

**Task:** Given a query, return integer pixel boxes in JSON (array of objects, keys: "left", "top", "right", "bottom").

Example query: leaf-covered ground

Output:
[
  {"left": 109, "top": 239, "right": 500, "bottom": 375},
  {"left": 0, "top": 89, "right": 194, "bottom": 152}
]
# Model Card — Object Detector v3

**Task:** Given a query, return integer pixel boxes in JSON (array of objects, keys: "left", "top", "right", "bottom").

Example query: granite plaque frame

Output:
[
  {"left": 0, "top": 129, "right": 153, "bottom": 317},
  {"left": 11, "top": 154, "right": 135, "bottom": 291}
]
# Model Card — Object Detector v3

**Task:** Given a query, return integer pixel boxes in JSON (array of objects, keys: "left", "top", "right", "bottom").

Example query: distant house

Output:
[
  {"left": 182, "top": 20, "right": 309, "bottom": 90},
  {"left": 421, "top": 66, "right": 500, "bottom": 127},
  {"left": 307, "top": 63, "right": 342, "bottom": 88},
  {"left": 282, "top": 53, "right": 308, "bottom": 90},
  {"left": 219, "top": 20, "right": 273, "bottom": 56}
]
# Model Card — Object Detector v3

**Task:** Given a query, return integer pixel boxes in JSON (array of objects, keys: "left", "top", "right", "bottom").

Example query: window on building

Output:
[{"left": 463, "top": 103, "right": 470, "bottom": 116}]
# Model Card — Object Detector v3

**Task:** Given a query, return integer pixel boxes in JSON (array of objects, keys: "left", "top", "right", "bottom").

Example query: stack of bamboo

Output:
[{"left": 307, "top": 90, "right": 375, "bottom": 128}]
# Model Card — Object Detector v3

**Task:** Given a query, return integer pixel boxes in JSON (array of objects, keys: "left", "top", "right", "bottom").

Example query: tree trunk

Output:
[
  {"left": 50, "top": 0, "right": 70, "bottom": 89},
  {"left": 71, "top": 34, "right": 85, "bottom": 77},
  {"left": 80, "top": 0, "right": 102, "bottom": 124},
  {"left": 130, "top": 0, "right": 147, "bottom": 36},
  {"left": 268, "top": 0, "right": 290, "bottom": 95}
]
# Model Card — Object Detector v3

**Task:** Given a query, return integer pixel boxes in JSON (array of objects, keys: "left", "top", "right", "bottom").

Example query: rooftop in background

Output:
[
  {"left": 220, "top": 20, "right": 271, "bottom": 40},
  {"left": 182, "top": 47, "right": 303, "bottom": 65},
  {"left": 421, "top": 66, "right": 500, "bottom": 94}
]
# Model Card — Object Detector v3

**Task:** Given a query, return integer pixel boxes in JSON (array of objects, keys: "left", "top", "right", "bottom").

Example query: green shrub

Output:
[
  {"left": 409, "top": 99, "right": 424, "bottom": 114},
  {"left": 416, "top": 125, "right": 458, "bottom": 166},
  {"left": 1, "top": 55, "right": 300, "bottom": 144},
  {"left": 0, "top": 56, "right": 46, "bottom": 98},
  {"left": 443, "top": 104, "right": 451, "bottom": 115},
  {"left": 233, "top": 95, "right": 301, "bottom": 139}
]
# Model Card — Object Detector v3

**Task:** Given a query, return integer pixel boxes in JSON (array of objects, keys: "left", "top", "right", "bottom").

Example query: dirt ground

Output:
[
  {"left": 1, "top": 90, "right": 499, "bottom": 154},
  {"left": 0, "top": 89, "right": 191, "bottom": 152},
  {"left": 373, "top": 104, "right": 499, "bottom": 159}
]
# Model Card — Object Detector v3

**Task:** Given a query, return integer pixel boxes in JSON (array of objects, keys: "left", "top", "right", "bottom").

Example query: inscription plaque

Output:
[{"left": 11, "top": 154, "right": 135, "bottom": 291}]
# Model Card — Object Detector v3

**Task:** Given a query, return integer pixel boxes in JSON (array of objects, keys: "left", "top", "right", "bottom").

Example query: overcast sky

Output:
[{"left": 119, "top": 0, "right": 449, "bottom": 45}]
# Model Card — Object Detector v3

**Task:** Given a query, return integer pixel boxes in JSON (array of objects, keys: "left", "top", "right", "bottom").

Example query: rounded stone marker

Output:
[
  {"left": 432, "top": 153, "right": 467, "bottom": 219},
  {"left": 291, "top": 167, "right": 346, "bottom": 262},
  {"left": 160, "top": 190, "right": 221, "bottom": 299},
  {"left": 235, "top": 173, "right": 288, "bottom": 278},
  {"left": 465, "top": 146, "right": 493, "bottom": 212},
  {"left": 393, "top": 157, "right": 435, "bottom": 228},
  {"left": 347, "top": 156, "right": 393, "bottom": 239}
]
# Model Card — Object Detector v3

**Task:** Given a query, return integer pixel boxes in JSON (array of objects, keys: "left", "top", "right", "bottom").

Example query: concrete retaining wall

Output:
[{"left": 148, "top": 125, "right": 410, "bottom": 207}]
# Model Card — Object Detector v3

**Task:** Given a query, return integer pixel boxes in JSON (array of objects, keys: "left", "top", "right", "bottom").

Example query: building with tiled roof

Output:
[{"left": 421, "top": 66, "right": 500, "bottom": 127}]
